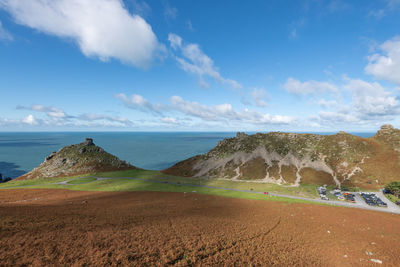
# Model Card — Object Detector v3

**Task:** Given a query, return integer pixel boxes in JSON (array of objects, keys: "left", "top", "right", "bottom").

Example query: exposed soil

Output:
[{"left": 1, "top": 189, "right": 400, "bottom": 266}]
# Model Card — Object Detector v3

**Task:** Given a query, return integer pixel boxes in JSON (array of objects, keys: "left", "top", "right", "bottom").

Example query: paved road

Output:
[{"left": 3, "top": 176, "right": 400, "bottom": 214}]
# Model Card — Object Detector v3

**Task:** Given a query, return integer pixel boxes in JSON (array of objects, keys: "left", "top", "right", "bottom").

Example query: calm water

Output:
[{"left": 0, "top": 132, "right": 374, "bottom": 178}]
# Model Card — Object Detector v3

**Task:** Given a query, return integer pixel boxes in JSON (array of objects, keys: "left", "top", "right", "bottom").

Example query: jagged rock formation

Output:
[
  {"left": 163, "top": 125, "right": 400, "bottom": 189},
  {"left": 17, "top": 138, "right": 136, "bottom": 180}
]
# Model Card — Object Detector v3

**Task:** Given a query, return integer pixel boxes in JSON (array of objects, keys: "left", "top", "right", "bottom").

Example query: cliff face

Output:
[
  {"left": 17, "top": 138, "right": 136, "bottom": 180},
  {"left": 163, "top": 125, "right": 400, "bottom": 189}
]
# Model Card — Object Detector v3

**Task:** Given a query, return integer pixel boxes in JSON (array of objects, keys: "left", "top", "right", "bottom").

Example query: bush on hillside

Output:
[{"left": 385, "top": 181, "right": 400, "bottom": 197}]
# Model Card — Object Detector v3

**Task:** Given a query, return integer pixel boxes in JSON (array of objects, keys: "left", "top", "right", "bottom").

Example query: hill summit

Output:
[
  {"left": 163, "top": 125, "right": 400, "bottom": 189},
  {"left": 17, "top": 138, "right": 136, "bottom": 180}
]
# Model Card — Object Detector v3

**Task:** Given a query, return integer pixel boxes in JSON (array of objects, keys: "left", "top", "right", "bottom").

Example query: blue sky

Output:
[{"left": 0, "top": 0, "right": 400, "bottom": 132}]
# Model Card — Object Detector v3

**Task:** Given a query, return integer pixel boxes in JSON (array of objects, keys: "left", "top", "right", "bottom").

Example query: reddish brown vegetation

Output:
[
  {"left": 239, "top": 157, "right": 268, "bottom": 179},
  {"left": 163, "top": 155, "right": 203, "bottom": 177},
  {"left": 1, "top": 189, "right": 400, "bottom": 266},
  {"left": 300, "top": 168, "right": 337, "bottom": 185}
]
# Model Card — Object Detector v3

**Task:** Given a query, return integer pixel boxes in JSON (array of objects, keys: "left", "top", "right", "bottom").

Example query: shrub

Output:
[{"left": 385, "top": 181, "right": 400, "bottom": 197}]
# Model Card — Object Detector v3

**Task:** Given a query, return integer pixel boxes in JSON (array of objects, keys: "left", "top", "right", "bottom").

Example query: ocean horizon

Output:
[{"left": 0, "top": 131, "right": 375, "bottom": 179}]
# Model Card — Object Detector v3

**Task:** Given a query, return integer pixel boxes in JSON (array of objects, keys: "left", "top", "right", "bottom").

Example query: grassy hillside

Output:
[
  {"left": 164, "top": 125, "right": 400, "bottom": 189},
  {"left": 0, "top": 169, "right": 326, "bottom": 204},
  {"left": 17, "top": 138, "right": 136, "bottom": 180}
]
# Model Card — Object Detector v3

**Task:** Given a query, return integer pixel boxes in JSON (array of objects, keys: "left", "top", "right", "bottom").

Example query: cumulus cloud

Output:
[
  {"left": 22, "top": 114, "right": 38, "bottom": 125},
  {"left": 313, "top": 110, "right": 359, "bottom": 128},
  {"left": 308, "top": 77, "right": 400, "bottom": 127},
  {"left": 115, "top": 93, "right": 164, "bottom": 115},
  {"left": 17, "top": 104, "right": 67, "bottom": 118},
  {"left": 365, "top": 37, "right": 400, "bottom": 85},
  {"left": 284, "top": 77, "right": 338, "bottom": 95},
  {"left": 168, "top": 33, "right": 242, "bottom": 89},
  {"left": 161, "top": 117, "right": 178, "bottom": 124},
  {"left": 0, "top": 20, "right": 12, "bottom": 41},
  {"left": 14, "top": 104, "right": 133, "bottom": 127},
  {"left": 0, "top": 0, "right": 163, "bottom": 68},
  {"left": 344, "top": 78, "right": 399, "bottom": 119},
  {"left": 250, "top": 88, "right": 268, "bottom": 107},
  {"left": 317, "top": 99, "right": 338, "bottom": 108},
  {"left": 170, "top": 95, "right": 293, "bottom": 124},
  {"left": 170, "top": 96, "right": 237, "bottom": 121},
  {"left": 116, "top": 93, "right": 294, "bottom": 125}
]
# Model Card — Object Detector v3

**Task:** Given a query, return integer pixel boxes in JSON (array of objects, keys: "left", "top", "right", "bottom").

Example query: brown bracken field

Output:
[{"left": 1, "top": 189, "right": 400, "bottom": 266}]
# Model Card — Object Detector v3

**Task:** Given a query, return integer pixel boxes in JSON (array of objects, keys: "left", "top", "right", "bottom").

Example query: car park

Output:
[
  {"left": 317, "top": 186, "right": 329, "bottom": 200},
  {"left": 343, "top": 193, "right": 356, "bottom": 203},
  {"left": 361, "top": 193, "right": 387, "bottom": 207}
]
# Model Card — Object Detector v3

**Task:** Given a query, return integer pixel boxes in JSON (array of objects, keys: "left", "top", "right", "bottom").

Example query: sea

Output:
[{"left": 0, "top": 132, "right": 375, "bottom": 179}]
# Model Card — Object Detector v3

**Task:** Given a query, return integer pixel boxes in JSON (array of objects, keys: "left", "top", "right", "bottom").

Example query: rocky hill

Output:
[
  {"left": 17, "top": 138, "right": 136, "bottom": 180},
  {"left": 163, "top": 125, "right": 400, "bottom": 189}
]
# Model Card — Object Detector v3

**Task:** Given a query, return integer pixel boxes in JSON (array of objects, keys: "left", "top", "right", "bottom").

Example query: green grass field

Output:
[
  {"left": 385, "top": 193, "right": 400, "bottom": 204},
  {"left": 93, "top": 169, "right": 322, "bottom": 198},
  {"left": 0, "top": 169, "right": 334, "bottom": 205}
]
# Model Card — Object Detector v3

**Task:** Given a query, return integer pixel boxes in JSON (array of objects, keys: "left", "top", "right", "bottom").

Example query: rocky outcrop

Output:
[
  {"left": 373, "top": 124, "right": 400, "bottom": 152},
  {"left": 17, "top": 138, "right": 136, "bottom": 180},
  {"left": 164, "top": 125, "right": 400, "bottom": 189}
]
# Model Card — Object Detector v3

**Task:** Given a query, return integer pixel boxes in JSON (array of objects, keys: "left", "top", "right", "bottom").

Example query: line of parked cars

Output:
[
  {"left": 317, "top": 186, "right": 329, "bottom": 200},
  {"left": 361, "top": 193, "right": 387, "bottom": 207},
  {"left": 343, "top": 192, "right": 356, "bottom": 202}
]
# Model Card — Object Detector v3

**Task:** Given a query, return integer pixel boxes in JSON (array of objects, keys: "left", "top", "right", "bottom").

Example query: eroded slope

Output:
[{"left": 164, "top": 125, "right": 400, "bottom": 189}]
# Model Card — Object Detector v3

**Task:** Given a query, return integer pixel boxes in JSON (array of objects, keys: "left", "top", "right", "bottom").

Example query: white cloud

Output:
[
  {"left": 168, "top": 33, "right": 182, "bottom": 50},
  {"left": 131, "top": 0, "right": 151, "bottom": 18},
  {"left": 22, "top": 114, "right": 38, "bottom": 125},
  {"left": 250, "top": 88, "right": 268, "bottom": 107},
  {"left": 286, "top": 73, "right": 400, "bottom": 128},
  {"left": 15, "top": 104, "right": 133, "bottom": 127},
  {"left": 0, "top": 20, "right": 12, "bottom": 41},
  {"left": 0, "top": 0, "right": 163, "bottom": 68},
  {"left": 161, "top": 117, "right": 178, "bottom": 124},
  {"left": 310, "top": 77, "right": 400, "bottom": 127},
  {"left": 186, "top": 20, "right": 194, "bottom": 31},
  {"left": 168, "top": 33, "right": 242, "bottom": 89},
  {"left": 344, "top": 78, "right": 399, "bottom": 118},
  {"left": 284, "top": 77, "right": 338, "bottom": 95},
  {"left": 365, "top": 37, "right": 400, "bottom": 85},
  {"left": 170, "top": 96, "right": 234, "bottom": 121},
  {"left": 115, "top": 93, "right": 164, "bottom": 114},
  {"left": 170, "top": 95, "right": 294, "bottom": 124},
  {"left": 77, "top": 113, "right": 133, "bottom": 126},
  {"left": 313, "top": 111, "right": 359, "bottom": 127},
  {"left": 318, "top": 99, "right": 338, "bottom": 108},
  {"left": 368, "top": 0, "right": 400, "bottom": 19},
  {"left": 164, "top": 2, "right": 177, "bottom": 20},
  {"left": 117, "top": 93, "right": 293, "bottom": 125},
  {"left": 368, "top": 9, "right": 386, "bottom": 19},
  {"left": 17, "top": 104, "right": 67, "bottom": 118}
]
